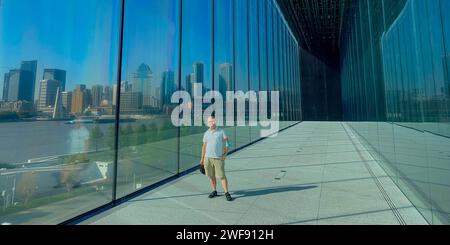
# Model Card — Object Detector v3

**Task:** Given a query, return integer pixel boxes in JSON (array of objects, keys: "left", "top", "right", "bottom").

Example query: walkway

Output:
[{"left": 83, "top": 122, "right": 427, "bottom": 225}]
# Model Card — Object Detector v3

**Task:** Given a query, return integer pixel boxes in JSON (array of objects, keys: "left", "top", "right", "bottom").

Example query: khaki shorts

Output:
[{"left": 204, "top": 158, "right": 226, "bottom": 178}]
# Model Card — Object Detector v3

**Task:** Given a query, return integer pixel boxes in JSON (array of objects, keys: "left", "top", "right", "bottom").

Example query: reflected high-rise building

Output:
[
  {"left": 85, "top": 88, "right": 92, "bottom": 108},
  {"left": 71, "top": 84, "right": 89, "bottom": 115},
  {"left": 185, "top": 73, "right": 192, "bottom": 94},
  {"left": 161, "top": 70, "right": 176, "bottom": 109},
  {"left": 43, "top": 69, "right": 67, "bottom": 92},
  {"left": 7, "top": 69, "right": 34, "bottom": 102},
  {"left": 121, "top": 80, "right": 132, "bottom": 93},
  {"left": 120, "top": 92, "right": 143, "bottom": 115},
  {"left": 219, "top": 63, "right": 233, "bottom": 96},
  {"left": 113, "top": 81, "right": 132, "bottom": 107},
  {"left": 112, "top": 85, "right": 118, "bottom": 106},
  {"left": 103, "top": 85, "right": 112, "bottom": 104},
  {"left": 1, "top": 61, "right": 37, "bottom": 103},
  {"left": 61, "top": 91, "right": 72, "bottom": 115},
  {"left": 132, "top": 63, "right": 153, "bottom": 110},
  {"left": 192, "top": 62, "right": 204, "bottom": 84},
  {"left": 184, "top": 62, "right": 205, "bottom": 96},
  {"left": 192, "top": 82, "right": 203, "bottom": 97},
  {"left": 38, "top": 79, "right": 61, "bottom": 112},
  {"left": 20, "top": 60, "right": 37, "bottom": 101},
  {"left": 20, "top": 61, "right": 37, "bottom": 82},
  {"left": 3, "top": 72, "right": 9, "bottom": 101},
  {"left": 91, "top": 85, "right": 103, "bottom": 107}
]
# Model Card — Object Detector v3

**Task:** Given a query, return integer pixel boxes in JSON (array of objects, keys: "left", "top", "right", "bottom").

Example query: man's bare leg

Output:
[
  {"left": 209, "top": 177, "right": 217, "bottom": 191},
  {"left": 221, "top": 177, "right": 229, "bottom": 193}
]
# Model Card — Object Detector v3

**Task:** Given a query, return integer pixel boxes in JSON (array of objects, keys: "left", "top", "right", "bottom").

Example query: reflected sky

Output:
[
  {"left": 0, "top": 0, "right": 120, "bottom": 95},
  {"left": 182, "top": 0, "right": 212, "bottom": 90},
  {"left": 0, "top": 0, "right": 298, "bottom": 98},
  {"left": 0, "top": 0, "right": 200, "bottom": 97},
  {"left": 122, "top": 0, "right": 179, "bottom": 87}
]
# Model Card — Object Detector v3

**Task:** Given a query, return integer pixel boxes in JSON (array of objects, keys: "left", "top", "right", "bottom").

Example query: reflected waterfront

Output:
[{"left": 0, "top": 121, "right": 110, "bottom": 164}]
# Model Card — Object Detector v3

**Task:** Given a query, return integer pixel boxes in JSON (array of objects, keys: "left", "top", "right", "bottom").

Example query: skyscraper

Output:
[
  {"left": 161, "top": 70, "right": 176, "bottom": 108},
  {"left": 3, "top": 72, "right": 9, "bottom": 101},
  {"left": 121, "top": 80, "right": 132, "bottom": 92},
  {"left": 133, "top": 64, "right": 152, "bottom": 109},
  {"left": 38, "top": 79, "right": 61, "bottom": 111},
  {"left": 91, "top": 85, "right": 103, "bottom": 107},
  {"left": 185, "top": 74, "right": 192, "bottom": 94},
  {"left": 20, "top": 61, "right": 37, "bottom": 82},
  {"left": 85, "top": 88, "right": 92, "bottom": 108},
  {"left": 192, "top": 62, "right": 204, "bottom": 84},
  {"left": 43, "top": 69, "right": 67, "bottom": 91},
  {"left": 219, "top": 63, "right": 233, "bottom": 96},
  {"left": 71, "top": 85, "right": 88, "bottom": 115},
  {"left": 20, "top": 60, "right": 37, "bottom": 101},
  {"left": 7, "top": 69, "right": 34, "bottom": 102},
  {"left": 120, "top": 92, "right": 143, "bottom": 115},
  {"left": 112, "top": 84, "right": 118, "bottom": 106},
  {"left": 112, "top": 81, "right": 132, "bottom": 106},
  {"left": 61, "top": 91, "right": 72, "bottom": 115},
  {"left": 103, "top": 85, "right": 112, "bottom": 104}
]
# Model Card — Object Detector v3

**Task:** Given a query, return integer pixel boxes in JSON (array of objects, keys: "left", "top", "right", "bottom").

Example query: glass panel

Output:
[
  {"left": 267, "top": 0, "right": 274, "bottom": 93},
  {"left": 280, "top": 24, "right": 286, "bottom": 124},
  {"left": 259, "top": 0, "right": 268, "bottom": 93},
  {"left": 432, "top": 0, "right": 450, "bottom": 224},
  {"left": 234, "top": 0, "right": 250, "bottom": 148},
  {"left": 179, "top": 0, "right": 212, "bottom": 171},
  {"left": 341, "top": 0, "right": 450, "bottom": 224},
  {"left": 214, "top": 0, "right": 235, "bottom": 151},
  {"left": 117, "top": 0, "right": 180, "bottom": 198},
  {"left": 249, "top": 0, "right": 260, "bottom": 142},
  {"left": 274, "top": 10, "right": 282, "bottom": 127},
  {"left": 0, "top": 0, "right": 120, "bottom": 224}
]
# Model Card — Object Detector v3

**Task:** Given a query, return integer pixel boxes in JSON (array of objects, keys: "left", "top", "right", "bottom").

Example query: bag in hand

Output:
[{"left": 200, "top": 164, "right": 206, "bottom": 175}]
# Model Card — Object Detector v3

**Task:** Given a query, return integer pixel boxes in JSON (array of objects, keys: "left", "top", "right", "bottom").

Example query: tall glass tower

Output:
[{"left": 43, "top": 69, "right": 67, "bottom": 91}]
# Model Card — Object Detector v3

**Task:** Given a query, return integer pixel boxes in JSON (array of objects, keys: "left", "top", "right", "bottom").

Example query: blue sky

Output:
[
  {"left": 0, "top": 0, "right": 220, "bottom": 97},
  {"left": 0, "top": 0, "right": 120, "bottom": 97},
  {"left": 0, "top": 0, "right": 272, "bottom": 99},
  {"left": 122, "top": 0, "right": 180, "bottom": 88}
]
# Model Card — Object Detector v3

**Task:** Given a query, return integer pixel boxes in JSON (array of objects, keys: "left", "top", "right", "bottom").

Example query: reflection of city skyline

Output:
[
  {"left": 183, "top": 61, "right": 233, "bottom": 95},
  {"left": 0, "top": 59, "right": 178, "bottom": 118},
  {"left": 0, "top": 59, "right": 115, "bottom": 118},
  {"left": 1, "top": 60, "right": 238, "bottom": 118}
]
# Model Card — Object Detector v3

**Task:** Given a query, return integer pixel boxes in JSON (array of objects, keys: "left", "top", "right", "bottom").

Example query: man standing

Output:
[{"left": 200, "top": 116, "right": 233, "bottom": 201}]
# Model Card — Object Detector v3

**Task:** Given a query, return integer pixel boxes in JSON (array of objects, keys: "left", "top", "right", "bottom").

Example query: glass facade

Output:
[
  {"left": 300, "top": 49, "right": 341, "bottom": 121},
  {"left": 117, "top": 0, "right": 181, "bottom": 199},
  {"left": 341, "top": 0, "right": 450, "bottom": 224},
  {"left": 0, "top": 0, "right": 301, "bottom": 224}
]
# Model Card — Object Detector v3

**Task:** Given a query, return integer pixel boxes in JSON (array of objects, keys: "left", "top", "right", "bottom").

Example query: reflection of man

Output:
[{"left": 200, "top": 116, "right": 233, "bottom": 201}]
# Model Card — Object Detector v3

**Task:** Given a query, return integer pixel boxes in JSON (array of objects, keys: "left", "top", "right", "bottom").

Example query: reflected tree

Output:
[
  {"left": 89, "top": 125, "right": 104, "bottom": 152},
  {"left": 60, "top": 166, "right": 80, "bottom": 193},
  {"left": 63, "top": 153, "right": 89, "bottom": 165},
  {"left": 119, "top": 124, "right": 134, "bottom": 148},
  {"left": 107, "top": 125, "right": 115, "bottom": 150},
  {"left": 146, "top": 123, "right": 158, "bottom": 143},
  {"left": 17, "top": 171, "right": 37, "bottom": 205},
  {"left": 136, "top": 124, "right": 147, "bottom": 145}
]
